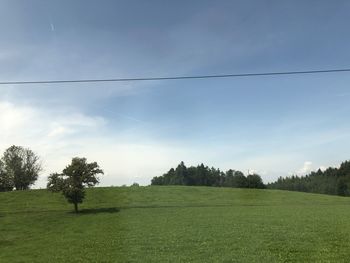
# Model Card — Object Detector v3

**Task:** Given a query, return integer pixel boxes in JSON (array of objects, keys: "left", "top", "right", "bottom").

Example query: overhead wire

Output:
[{"left": 1, "top": 68, "right": 350, "bottom": 85}]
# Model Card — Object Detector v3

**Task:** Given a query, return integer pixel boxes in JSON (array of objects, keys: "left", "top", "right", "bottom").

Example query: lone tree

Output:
[
  {"left": 47, "top": 157, "right": 103, "bottom": 213},
  {"left": 0, "top": 145, "right": 42, "bottom": 191}
]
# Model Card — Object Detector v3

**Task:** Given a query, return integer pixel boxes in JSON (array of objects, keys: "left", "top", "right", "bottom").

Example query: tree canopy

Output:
[
  {"left": 47, "top": 157, "right": 104, "bottom": 213},
  {"left": 268, "top": 161, "right": 350, "bottom": 196},
  {"left": 151, "top": 162, "right": 265, "bottom": 189},
  {"left": 0, "top": 145, "right": 42, "bottom": 191}
]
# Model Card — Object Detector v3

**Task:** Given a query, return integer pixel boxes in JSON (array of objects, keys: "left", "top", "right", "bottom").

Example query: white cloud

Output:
[
  {"left": 295, "top": 162, "right": 331, "bottom": 176},
  {"left": 47, "top": 125, "right": 71, "bottom": 137},
  {"left": 0, "top": 101, "right": 109, "bottom": 186},
  {"left": 297, "top": 161, "right": 313, "bottom": 175},
  {"left": 0, "top": 100, "right": 206, "bottom": 188},
  {"left": 319, "top": 165, "right": 327, "bottom": 172},
  {"left": 46, "top": 114, "right": 106, "bottom": 138},
  {"left": 0, "top": 101, "right": 39, "bottom": 141},
  {"left": 1, "top": 99, "right": 348, "bottom": 188},
  {"left": 0, "top": 101, "right": 105, "bottom": 144}
]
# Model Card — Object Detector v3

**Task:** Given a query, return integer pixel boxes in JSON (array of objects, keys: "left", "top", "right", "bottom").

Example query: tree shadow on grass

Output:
[{"left": 72, "top": 207, "right": 120, "bottom": 215}]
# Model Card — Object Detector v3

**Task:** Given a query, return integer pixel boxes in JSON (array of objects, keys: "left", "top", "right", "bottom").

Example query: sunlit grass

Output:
[{"left": 1, "top": 186, "right": 350, "bottom": 262}]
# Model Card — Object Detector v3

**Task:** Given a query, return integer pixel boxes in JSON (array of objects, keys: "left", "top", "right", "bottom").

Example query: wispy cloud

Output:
[
  {"left": 47, "top": 124, "right": 72, "bottom": 138},
  {"left": 0, "top": 101, "right": 107, "bottom": 183},
  {"left": 335, "top": 92, "right": 350, "bottom": 97},
  {"left": 0, "top": 100, "right": 208, "bottom": 188}
]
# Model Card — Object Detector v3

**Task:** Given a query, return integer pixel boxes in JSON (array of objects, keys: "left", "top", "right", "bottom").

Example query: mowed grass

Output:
[{"left": 1, "top": 186, "right": 350, "bottom": 262}]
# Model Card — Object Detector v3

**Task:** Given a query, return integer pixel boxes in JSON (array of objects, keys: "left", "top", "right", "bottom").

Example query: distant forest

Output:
[
  {"left": 268, "top": 161, "right": 350, "bottom": 196},
  {"left": 152, "top": 161, "right": 350, "bottom": 197},
  {"left": 151, "top": 162, "right": 265, "bottom": 189}
]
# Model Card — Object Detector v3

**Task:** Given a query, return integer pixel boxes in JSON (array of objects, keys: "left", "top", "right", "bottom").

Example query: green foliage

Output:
[
  {"left": 337, "top": 178, "right": 348, "bottom": 196},
  {"left": 46, "top": 173, "right": 66, "bottom": 192},
  {"left": 47, "top": 157, "right": 103, "bottom": 212},
  {"left": 247, "top": 174, "right": 265, "bottom": 189},
  {"left": 0, "top": 145, "right": 41, "bottom": 191},
  {"left": 151, "top": 162, "right": 265, "bottom": 189},
  {"left": 1, "top": 186, "right": 350, "bottom": 262},
  {"left": 268, "top": 161, "right": 350, "bottom": 196},
  {"left": 0, "top": 159, "right": 14, "bottom": 191}
]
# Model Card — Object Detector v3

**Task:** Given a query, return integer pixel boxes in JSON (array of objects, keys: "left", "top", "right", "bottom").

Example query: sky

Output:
[{"left": 1, "top": 0, "right": 350, "bottom": 187}]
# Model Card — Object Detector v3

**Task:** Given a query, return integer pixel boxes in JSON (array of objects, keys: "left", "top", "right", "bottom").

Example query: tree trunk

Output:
[{"left": 74, "top": 202, "right": 78, "bottom": 213}]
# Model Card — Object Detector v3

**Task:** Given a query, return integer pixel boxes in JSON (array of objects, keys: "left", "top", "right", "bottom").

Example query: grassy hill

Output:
[{"left": 1, "top": 186, "right": 350, "bottom": 262}]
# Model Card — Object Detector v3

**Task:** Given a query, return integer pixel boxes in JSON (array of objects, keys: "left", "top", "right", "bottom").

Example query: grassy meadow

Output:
[{"left": 1, "top": 186, "right": 350, "bottom": 262}]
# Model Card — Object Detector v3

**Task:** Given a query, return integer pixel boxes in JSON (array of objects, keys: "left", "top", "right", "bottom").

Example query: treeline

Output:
[
  {"left": 268, "top": 161, "right": 350, "bottom": 196},
  {"left": 151, "top": 162, "right": 265, "bottom": 189}
]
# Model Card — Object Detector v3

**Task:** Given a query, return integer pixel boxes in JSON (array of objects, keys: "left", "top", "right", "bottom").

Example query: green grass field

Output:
[{"left": 1, "top": 186, "right": 350, "bottom": 262}]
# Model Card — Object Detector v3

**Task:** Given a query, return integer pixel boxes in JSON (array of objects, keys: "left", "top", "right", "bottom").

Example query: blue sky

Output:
[{"left": 1, "top": 0, "right": 350, "bottom": 187}]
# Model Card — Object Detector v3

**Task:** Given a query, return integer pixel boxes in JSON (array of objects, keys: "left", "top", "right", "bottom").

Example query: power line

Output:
[{"left": 1, "top": 68, "right": 350, "bottom": 85}]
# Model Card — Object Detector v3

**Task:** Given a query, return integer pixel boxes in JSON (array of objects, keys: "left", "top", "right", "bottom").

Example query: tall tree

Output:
[
  {"left": 336, "top": 178, "right": 348, "bottom": 196},
  {"left": 47, "top": 157, "right": 103, "bottom": 213},
  {"left": 246, "top": 174, "right": 265, "bottom": 189},
  {"left": 233, "top": 171, "right": 248, "bottom": 188},
  {"left": 0, "top": 159, "right": 14, "bottom": 191},
  {"left": 174, "top": 161, "right": 188, "bottom": 185},
  {"left": 1, "top": 145, "right": 42, "bottom": 190}
]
